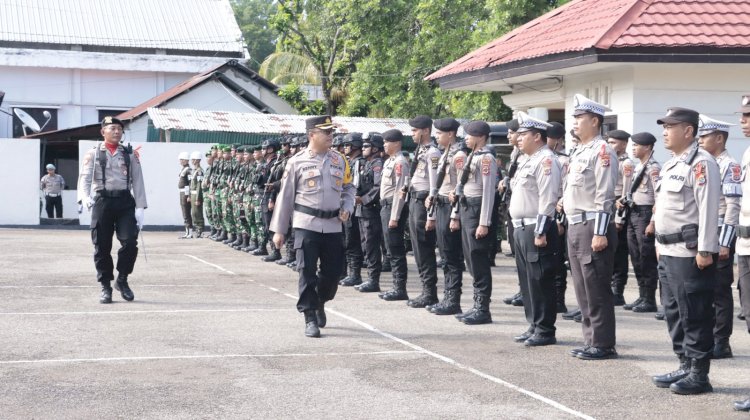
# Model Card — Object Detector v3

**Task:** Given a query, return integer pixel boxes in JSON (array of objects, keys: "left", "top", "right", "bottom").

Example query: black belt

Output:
[
  {"left": 632, "top": 204, "right": 653, "bottom": 211},
  {"left": 461, "top": 197, "right": 482, "bottom": 205},
  {"left": 436, "top": 196, "right": 451, "bottom": 205},
  {"left": 98, "top": 189, "right": 130, "bottom": 198},
  {"left": 410, "top": 191, "right": 429, "bottom": 200},
  {"left": 294, "top": 203, "right": 339, "bottom": 219},
  {"left": 655, "top": 232, "right": 684, "bottom": 245},
  {"left": 738, "top": 225, "right": 750, "bottom": 239}
]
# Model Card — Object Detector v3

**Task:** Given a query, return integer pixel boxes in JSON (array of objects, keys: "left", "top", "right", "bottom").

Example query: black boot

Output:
[
  {"left": 623, "top": 287, "right": 644, "bottom": 310},
  {"left": 503, "top": 291, "right": 521, "bottom": 305},
  {"left": 356, "top": 272, "right": 380, "bottom": 293},
  {"left": 562, "top": 307, "right": 581, "bottom": 320},
  {"left": 193, "top": 229, "right": 203, "bottom": 239},
  {"left": 655, "top": 309, "right": 665, "bottom": 320},
  {"left": 429, "top": 289, "right": 462, "bottom": 315},
  {"left": 381, "top": 258, "right": 392, "bottom": 272},
  {"left": 99, "top": 281, "right": 113, "bottom": 304},
  {"left": 115, "top": 274, "right": 134, "bottom": 301},
  {"left": 262, "top": 247, "right": 282, "bottom": 262},
  {"left": 378, "top": 280, "right": 408, "bottom": 301},
  {"left": 316, "top": 303, "right": 327, "bottom": 328},
  {"left": 652, "top": 354, "right": 690, "bottom": 388},
  {"left": 612, "top": 285, "right": 625, "bottom": 306},
  {"left": 632, "top": 288, "right": 657, "bottom": 312},
  {"left": 670, "top": 358, "right": 713, "bottom": 395},
  {"left": 712, "top": 339, "right": 733, "bottom": 359},
  {"left": 340, "top": 265, "right": 363, "bottom": 287},
  {"left": 555, "top": 284, "right": 567, "bottom": 313},
  {"left": 213, "top": 229, "right": 227, "bottom": 242},
  {"left": 252, "top": 242, "right": 269, "bottom": 256},
  {"left": 303, "top": 310, "right": 320, "bottom": 338},
  {"left": 242, "top": 239, "right": 257, "bottom": 252},
  {"left": 407, "top": 285, "right": 439, "bottom": 308},
  {"left": 461, "top": 295, "right": 492, "bottom": 325},
  {"left": 223, "top": 233, "right": 237, "bottom": 245},
  {"left": 209, "top": 227, "right": 217, "bottom": 238},
  {"left": 234, "top": 233, "right": 248, "bottom": 250}
]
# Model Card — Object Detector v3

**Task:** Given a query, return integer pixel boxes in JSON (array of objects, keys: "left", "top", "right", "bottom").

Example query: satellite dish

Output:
[{"left": 13, "top": 108, "right": 42, "bottom": 133}]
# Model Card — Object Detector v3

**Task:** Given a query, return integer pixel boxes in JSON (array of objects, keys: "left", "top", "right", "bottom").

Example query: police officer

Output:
[
  {"left": 607, "top": 130, "right": 634, "bottom": 307},
  {"left": 621, "top": 133, "right": 661, "bottom": 314},
  {"left": 177, "top": 151, "right": 193, "bottom": 239},
  {"left": 425, "top": 118, "right": 466, "bottom": 315},
  {"left": 378, "top": 129, "right": 411, "bottom": 301},
  {"left": 501, "top": 119, "right": 525, "bottom": 306},
  {"left": 270, "top": 115, "right": 354, "bottom": 338},
  {"left": 735, "top": 93, "right": 750, "bottom": 412},
  {"left": 188, "top": 151, "right": 205, "bottom": 238},
  {"left": 404, "top": 116, "right": 441, "bottom": 308},
  {"left": 339, "top": 133, "right": 366, "bottom": 286},
  {"left": 651, "top": 107, "right": 719, "bottom": 395},
  {"left": 251, "top": 139, "right": 279, "bottom": 256},
  {"left": 354, "top": 133, "right": 385, "bottom": 293},
  {"left": 547, "top": 121, "right": 570, "bottom": 313},
  {"left": 697, "top": 114, "right": 740, "bottom": 359},
  {"left": 564, "top": 94, "right": 619, "bottom": 360},
  {"left": 454, "top": 121, "right": 497, "bottom": 325},
  {"left": 78, "top": 116, "right": 146, "bottom": 304},
  {"left": 41, "top": 163, "right": 65, "bottom": 218},
  {"left": 508, "top": 112, "right": 562, "bottom": 345}
]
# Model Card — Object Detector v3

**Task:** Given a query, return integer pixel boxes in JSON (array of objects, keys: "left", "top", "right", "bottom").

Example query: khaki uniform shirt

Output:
[
  {"left": 654, "top": 145, "right": 720, "bottom": 257},
  {"left": 78, "top": 143, "right": 147, "bottom": 209},
  {"left": 509, "top": 146, "right": 561, "bottom": 221},
  {"left": 562, "top": 137, "right": 617, "bottom": 224},
  {"left": 269, "top": 148, "right": 354, "bottom": 234},
  {"left": 380, "top": 153, "right": 409, "bottom": 221},
  {"left": 178, "top": 165, "right": 191, "bottom": 195},
  {"left": 40, "top": 174, "right": 65, "bottom": 195},
  {"left": 614, "top": 153, "right": 635, "bottom": 224},
  {"left": 716, "top": 150, "right": 741, "bottom": 227},
  {"left": 462, "top": 147, "right": 497, "bottom": 226},
  {"left": 626, "top": 158, "right": 661, "bottom": 206},
  {"left": 736, "top": 147, "right": 750, "bottom": 255}
]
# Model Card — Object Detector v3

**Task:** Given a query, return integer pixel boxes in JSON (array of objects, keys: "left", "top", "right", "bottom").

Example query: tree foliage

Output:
[{"left": 230, "top": 0, "right": 277, "bottom": 71}]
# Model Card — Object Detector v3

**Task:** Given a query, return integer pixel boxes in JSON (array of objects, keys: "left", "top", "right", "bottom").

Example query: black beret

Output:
[
  {"left": 343, "top": 132, "right": 363, "bottom": 147},
  {"left": 632, "top": 132, "right": 657, "bottom": 146},
  {"left": 657, "top": 107, "right": 699, "bottom": 126},
  {"left": 433, "top": 118, "right": 460, "bottom": 132},
  {"left": 606, "top": 130, "right": 631, "bottom": 141},
  {"left": 547, "top": 122, "right": 565, "bottom": 139},
  {"left": 409, "top": 115, "right": 433, "bottom": 129},
  {"left": 382, "top": 129, "right": 404, "bottom": 142},
  {"left": 464, "top": 120, "right": 491, "bottom": 137},
  {"left": 506, "top": 119, "right": 519, "bottom": 132},
  {"left": 306, "top": 115, "right": 335, "bottom": 130},
  {"left": 101, "top": 116, "right": 124, "bottom": 128}
]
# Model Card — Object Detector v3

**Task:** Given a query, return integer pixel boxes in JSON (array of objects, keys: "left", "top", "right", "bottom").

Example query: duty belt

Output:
[
  {"left": 410, "top": 191, "right": 429, "bottom": 201},
  {"left": 568, "top": 211, "right": 597, "bottom": 225},
  {"left": 46, "top": 193, "right": 59, "bottom": 197},
  {"left": 461, "top": 197, "right": 482, "bottom": 205},
  {"left": 511, "top": 217, "right": 537, "bottom": 228},
  {"left": 655, "top": 232, "right": 684, "bottom": 245},
  {"left": 294, "top": 203, "right": 339, "bottom": 219},
  {"left": 436, "top": 196, "right": 451, "bottom": 205},
  {"left": 98, "top": 189, "right": 130, "bottom": 198},
  {"left": 738, "top": 225, "right": 750, "bottom": 239}
]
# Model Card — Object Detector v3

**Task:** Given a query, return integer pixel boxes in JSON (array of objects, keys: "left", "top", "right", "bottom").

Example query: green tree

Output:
[{"left": 231, "top": 0, "right": 277, "bottom": 71}]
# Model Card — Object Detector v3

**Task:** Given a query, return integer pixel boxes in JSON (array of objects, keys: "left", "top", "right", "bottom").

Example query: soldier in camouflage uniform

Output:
[
  {"left": 231, "top": 146, "right": 253, "bottom": 250},
  {"left": 240, "top": 146, "right": 259, "bottom": 252},
  {"left": 264, "top": 137, "right": 293, "bottom": 262},
  {"left": 189, "top": 151, "right": 205, "bottom": 238},
  {"left": 211, "top": 145, "right": 230, "bottom": 242},
  {"left": 251, "top": 139, "right": 280, "bottom": 256},
  {"left": 220, "top": 144, "right": 241, "bottom": 245},
  {"left": 202, "top": 148, "right": 216, "bottom": 237}
]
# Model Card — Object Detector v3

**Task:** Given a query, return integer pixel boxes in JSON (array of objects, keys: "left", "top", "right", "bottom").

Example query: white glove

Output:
[
  {"left": 183, "top": 186, "right": 190, "bottom": 195},
  {"left": 135, "top": 208, "right": 145, "bottom": 230}
]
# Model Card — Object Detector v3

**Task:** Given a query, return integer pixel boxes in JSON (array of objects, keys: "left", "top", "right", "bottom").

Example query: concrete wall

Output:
[
  {"left": 78, "top": 141, "right": 213, "bottom": 227},
  {"left": 0, "top": 139, "right": 40, "bottom": 224}
]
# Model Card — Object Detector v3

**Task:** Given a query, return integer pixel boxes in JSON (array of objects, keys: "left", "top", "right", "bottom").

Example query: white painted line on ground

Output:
[
  {"left": 0, "top": 309, "right": 287, "bottom": 316},
  {"left": 0, "top": 350, "right": 423, "bottom": 365},
  {"left": 184, "top": 254, "right": 236, "bottom": 275},
  {"left": 189, "top": 256, "right": 595, "bottom": 420},
  {"left": 0, "top": 284, "right": 216, "bottom": 289}
]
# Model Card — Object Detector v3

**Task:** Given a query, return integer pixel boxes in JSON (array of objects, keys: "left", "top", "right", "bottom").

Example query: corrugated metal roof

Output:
[
  {"left": 147, "top": 108, "right": 415, "bottom": 136},
  {"left": 0, "top": 0, "right": 244, "bottom": 54}
]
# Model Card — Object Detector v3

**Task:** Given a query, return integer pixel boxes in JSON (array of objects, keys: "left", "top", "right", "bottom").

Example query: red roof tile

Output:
[{"left": 427, "top": 0, "right": 750, "bottom": 81}]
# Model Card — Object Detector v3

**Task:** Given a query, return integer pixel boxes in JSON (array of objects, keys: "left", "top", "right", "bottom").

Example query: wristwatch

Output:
[{"left": 698, "top": 251, "right": 711, "bottom": 257}]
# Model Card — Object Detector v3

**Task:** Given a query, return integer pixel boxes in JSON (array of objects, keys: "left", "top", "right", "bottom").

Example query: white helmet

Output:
[
  {"left": 190, "top": 151, "right": 202, "bottom": 160},
  {"left": 178, "top": 152, "right": 189, "bottom": 160}
]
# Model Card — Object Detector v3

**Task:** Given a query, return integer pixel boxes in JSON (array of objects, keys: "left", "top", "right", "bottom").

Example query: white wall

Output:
[
  {"left": 0, "top": 139, "right": 40, "bottom": 225},
  {"left": 78, "top": 141, "right": 213, "bottom": 226}
]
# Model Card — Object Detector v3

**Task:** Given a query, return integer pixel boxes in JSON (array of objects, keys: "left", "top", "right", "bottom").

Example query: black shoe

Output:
[
  {"left": 576, "top": 346, "right": 617, "bottom": 360},
  {"left": 513, "top": 330, "right": 533, "bottom": 343},
  {"left": 613, "top": 293, "right": 626, "bottom": 306},
  {"left": 525, "top": 334, "right": 556, "bottom": 347},
  {"left": 340, "top": 276, "right": 363, "bottom": 287},
  {"left": 286, "top": 261, "right": 297, "bottom": 269},
  {"left": 99, "top": 284, "right": 113, "bottom": 304},
  {"left": 303, "top": 311, "right": 320, "bottom": 338},
  {"left": 275, "top": 257, "right": 290, "bottom": 265},
  {"left": 734, "top": 398, "right": 750, "bottom": 412},
  {"left": 503, "top": 251, "right": 514, "bottom": 258},
  {"left": 356, "top": 281, "right": 381, "bottom": 293},
  {"left": 562, "top": 308, "right": 581, "bottom": 320},
  {"left": 632, "top": 300, "right": 657, "bottom": 313},
  {"left": 623, "top": 297, "right": 643, "bottom": 311},
  {"left": 712, "top": 341, "right": 733, "bottom": 359},
  {"left": 670, "top": 359, "right": 712, "bottom": 395},
  {"left": 503, "top": 292, "right": 521, "bottom": 305},
  {"left": 511, "top": 294, "right": 524, "bottom": 306},
  {"left": 429, "top": 300, "right": 462, "bottom": 316},
  {"left": 461, "top": 309, "right": 491, "bottom": 325},
  {"left": 115, "top": 276, "right": 134, "bottom": 301},
  {"left": 573, "top": 313, "right": 582, "bottom": 323},
  {"left": 739, "top": 313, "right": 747, "bottom": 321},
  {"left": 556, "top": 301, "right": 568, "bottom": 314},
  {"left": 252, "top": 247, "right": 269, "bottom": 256},
  {"left": 262, "top": 250, "right": 282, "bottom": 262},
  {"left": 407, "top": 293, "right": 439, "bottom": 308},
  {"left": 652, "top": 356, "right": 690, "bottom": 388},
  {"left": 455, "top": 307, "right": 475, "bottom": 321},
  {"left": 379, "top": 288, "right": 408, "bottom": 301},
  {"left": 316, "top": 305, "right": 327, "bottom": 328},
  {"left": 437, "top": 259, "right": 446, "bottom": 268},
  {"left": 655, "top": 310, "right": 665, "bottom": 321},
  {"left": 569, "top": 345, "right": 590, "bottom": 357}
]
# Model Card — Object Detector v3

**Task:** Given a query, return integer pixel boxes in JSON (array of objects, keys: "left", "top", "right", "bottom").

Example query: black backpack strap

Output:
[{"left": 98, "top": 146, "right": 107, "bottom": 190}]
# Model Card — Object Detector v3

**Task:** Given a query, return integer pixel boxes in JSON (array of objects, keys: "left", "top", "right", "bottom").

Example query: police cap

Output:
[
  {"left": 433, "top": 118, "right": 460, "bottom": 132},
  {"left": 261, "top": 138, "right": 280, "bottom": 150},
  {"left": 306, "top": 115, "right": 335, "bottom": 130},
  {"left": 657, "top": 107, "right": 699, "bottom": 126},
  {"left": 101, "top": 116, "right": 124, "bottom": 128},
  {"left": 409, "top": 115, "right": 433, "bottom": 129},
  {"left": 547, "top": 122, "right": 565, "bottom": 139}
]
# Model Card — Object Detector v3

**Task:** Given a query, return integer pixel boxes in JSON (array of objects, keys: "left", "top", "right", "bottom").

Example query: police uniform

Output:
[
  {"left": 269, "top": 115, "right": 355, "bottom": 337},
  {"left": 501, "top": 119, "right": 525, "bottom": 306},
  {"left": 251, "top": 139, "right": 279, "bottom": 256},
  {"left": 608, "top": 130, "right": 634, "bottom": 306},
  {"left": 354, "top": 134, "right": 385, "bottom": 292},
  {"left": 78, "top": 116, "right": 146, "bottom": 304},
  {"left": 405, "top": 115, "right": 442, "bottom": 308},
  {"left": 427, "top": 119, "right": 466, "bottom": 315},
  {"left": 378, "top": 129, "right": 411, "bottom": 301},
  {"left": 652, "top": 107, "right": 719, "bottom": 395},
  {"left": 263, "top": 139, "right": 291, "bottom": 261},
  {"left": 340, "top": 133, "right": 366, "bottom": 286},
  {"left": 508, "top": 113, "right": 562, "bottom": 345},
  {"left": 41, "top": 164, "right": 65, "bottom": 218},
  {"left": 547, "top": 122, "right": 570, "bottom": 313},
  {"left": 698, "top": 114, "right": 741, "bottom": 359},
  {"left": 734, "top": 93, "right": 750, "bottom": 412},
  {"left": 189, "top": 151, "right": 205, "bottom": 238},
  {"left": 456, "top": 121, "right": 497, "bottom": 325},
  {"left": 564, "top": 94, "right": 619, "bottom": 360},
  {"left": 622, "top": 133, "right": 661, "bottom": 313},
  {"left": 177, "top": 152, "right": 193, "bottom": 238}
]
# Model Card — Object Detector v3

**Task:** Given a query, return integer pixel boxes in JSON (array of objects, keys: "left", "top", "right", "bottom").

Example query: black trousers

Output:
[
  {"left": 44, "top": 195, "right": 63, "bottom": 218},
  {"left": 435, "top": 198, "right": 463, "bottom": 292},
  {"left": 460, "top": 199, "right": 492, "bottom": 298},
  {"left": 658, "top": 255, "right": 716, "bottom": 359},
  {"left": 736, "top": 256, "right": 750, "bottom": 333},
  {"left": 626, "top": 206, "right": 658, "bottom": 290},
  {"left": 358, "top": 207, "right": 382, "bottom": 281},
  {"left": 514, "top": 222, "right": 559, "bottom": 335},
  {"left": 344, "top": 214, "right": 364, "bottom": 271},
  {"left": 408, "top": 195, "right": 438, "bottom": 291},
  {"left": 554, "top": 225, "right": 568, "bottom": 292},
  {"left": 294, "top": 229, "right": 343, "bottom": 312},
  {"left": 90, "top": 194, "right": 139, "bottom": 283},
  {"left": 611, "top": 219, "right": 629, "bottom": 290},
  {"left": 381, "top": 201, "right": 408, "bottom": 284},
  {"left": 262, "top": 202, "right": 273, "bottom": 248},
  {"left": 714, "top": 240, "right": 735, "bottom": 342},
  {"left": 179, "top": 192, "right": 193, "bottom": 229}
]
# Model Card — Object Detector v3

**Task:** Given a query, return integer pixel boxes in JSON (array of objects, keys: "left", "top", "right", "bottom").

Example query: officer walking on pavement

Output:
[
  {"left": 564, "top": 94, "right": 619, "bottom": 360},
  {"left": 270, "top": 115, "right": 354, "bottom": 338},
  {"left": 734, "top": 93, "right": 750, "bottom": 412},
  {"left": 508, "top": 112, "right": 562, "bottom": 345},
  {"left": 353, "top": 133, "right": 385, "bottom": 293},
  {"left": 607, "top": 130, "right": 634, "bottom": 307},
  {"left": 77, "top": 116, "right": 147, "bottom": 304},
  {"left": 177, "top": 151, "right": 193, "bottom": 239},
  {"left": 651, "top": 107, "right": 719, "bottom": 395}
]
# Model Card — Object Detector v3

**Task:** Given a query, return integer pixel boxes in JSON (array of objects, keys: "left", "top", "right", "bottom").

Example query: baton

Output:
[{"left": 139, "top": 229, "right": 148, "bottom": 263}]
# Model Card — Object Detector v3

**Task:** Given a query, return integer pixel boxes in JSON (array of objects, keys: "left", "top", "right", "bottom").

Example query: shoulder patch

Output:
[
  {"left": 623, "top": 160, "right": 634, "bottom": 177},
  {"left": 395, "top": 163, "right": 403, "bottom": 177},
  {"left": 482, "top": 158, "right": 490, "bottom": 176},
  {"left": 541, "top": 157, "right": 552, "bottom": 175},
  {"left": 430, "top": 156, "right": 439, "bottom": 169},
  {"left": 455, "top": 156, "right": 465, "bottom": 171},
  {"left": 599, "top": 145, "right": 610, "bottom": 167},
  {"left": 693, "top": 161, "right": 707, "bottom": 186},
  {"left": 729, "top": 162, "right": 742, "bottom": 182}
]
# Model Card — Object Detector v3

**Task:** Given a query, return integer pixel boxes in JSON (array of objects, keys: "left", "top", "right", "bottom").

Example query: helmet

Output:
[
  {"left": 343, "top": 132, "right": 363, "bottom": 148},
  {"left": 364, "top": 133, "right": 384, "bottom": 149},
  {"left": 332, "top": 134, "right": 345, "bottom": 147},
  {"left": 178, "top": 152, "right": 189, "bottom": 160},
  {"left": 189, "top": 151, "right": 202, "bottom": 160},
  {"left": 46, "top": 163, "right": 55, "bottom": 170},
  {"left": 280, "top": 136, "right": 293, "bottom": 146},
  {"left": 261, "top": 138, "right": 281, "bottom": 152}
]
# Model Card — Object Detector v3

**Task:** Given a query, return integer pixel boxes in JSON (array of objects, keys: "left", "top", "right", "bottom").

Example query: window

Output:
[{"left": 12, "top": 107, "right": 57, "bottom": 137}]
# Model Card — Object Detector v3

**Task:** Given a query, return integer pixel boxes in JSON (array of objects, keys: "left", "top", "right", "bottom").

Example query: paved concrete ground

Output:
[{"left": 0, "top": 228, "right": 748, "bottom": 419}]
